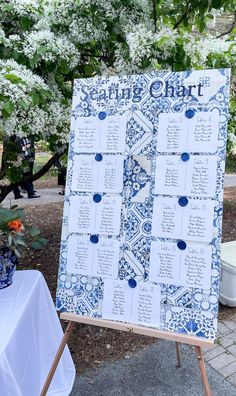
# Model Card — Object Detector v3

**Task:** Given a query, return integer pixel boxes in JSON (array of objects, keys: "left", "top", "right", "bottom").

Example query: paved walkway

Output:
[
  {"left": 1, "top": 188, "right": 64, "bottom": 208},
  {"left": 71, "top": 335, "right": 236, "bottom": 396},
  {"left": 203, "top": 319, "right": 236, "bottom": 388},
  {"left": 2, "top": 174, "right": 236, "bottom": 208},
  {"left": 70, "top": 319, "right": 236, "bottom": 395},
  {"left": 2, "top": 182, "right": 236, "bottom": 394},
  {"left": 224, "top": 174, "right": 236, "bottom": 187}
]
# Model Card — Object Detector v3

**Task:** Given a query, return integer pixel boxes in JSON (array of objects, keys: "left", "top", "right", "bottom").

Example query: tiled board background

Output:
[{"left": 56, "top": 69, "right": 230, "bottom": 340}]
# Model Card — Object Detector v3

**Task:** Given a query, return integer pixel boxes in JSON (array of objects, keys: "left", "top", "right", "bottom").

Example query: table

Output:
[{"left": 0, "top": 270, "right": 75, "bottom": 396}]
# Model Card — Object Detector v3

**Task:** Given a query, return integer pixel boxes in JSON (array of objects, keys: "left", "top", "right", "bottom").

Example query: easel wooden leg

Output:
[
  {"left": 40, "top": 320, "right": 75, "bottom": 396},
  {"left": 175, "top": 342, "right": 181, "bottom": 367},
  {"left": 194, "top": 346, "right": 212, "bottom": 396}
]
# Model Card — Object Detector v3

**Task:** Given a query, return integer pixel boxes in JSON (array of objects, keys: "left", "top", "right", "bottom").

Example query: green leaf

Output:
[
  {"left": 31, "top": 238, "right": 48, "bottom": 250},
  {"left": 157, "top": 36, "right": 169, "bottom": 48},
  {"left": 2, "top": 99, "right": 14, "bottom": 117},
  {"left": 37, "top": 45, "right": 49, "bottom": 55},
  {"left": 4, "top": 74, "right": 24, "bottom": 84},
  {"left": 198, "top": 19, "right": 206, "bottom": 33},
  {"left": 30, "top": 54, "right": 40, "bottom": 67},
  {"left": 31, "top": 92, "right": 40, "bottom": 106},
  {"left": 13, "top": 237, "right": 26, "bottom": 246},
  {"left": 8, "top": 234, "right": 12, "bottom": 246},
  {"left": 84, "top": 64, "right": 94, "bottom": 76},
  {"left": 38, "top": 237, "right": 48, "bottom": 246},
  {"left": 19, "top": 99, "right": 29, "bottom": 111},
  {"left": 59, "top": 59, "right": 70, "bottom": 75},
  {"left": 141, "top": 58, "right": 151, "bottom": 68},
  {"left": 21, "top": 16, "right": 31, "bottom": 31},
  {"left": 13, "top": 248, "right": 21, "bottom": 257},
  {"left": 31, "top": 241, "right": 42, "bottom": 249},
  {"left": 29, "top": 226, "right": 41, "bottom": 237}
]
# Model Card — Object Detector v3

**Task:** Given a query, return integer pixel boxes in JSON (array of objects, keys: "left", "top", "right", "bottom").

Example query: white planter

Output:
[{"left": 219, "top": 241, "right": 236, "bottom": 307}]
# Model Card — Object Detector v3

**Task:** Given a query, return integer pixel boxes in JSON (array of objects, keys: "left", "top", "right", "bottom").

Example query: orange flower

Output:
[{"left": 8, "top": 220, "right": 24, "bottom": 233}]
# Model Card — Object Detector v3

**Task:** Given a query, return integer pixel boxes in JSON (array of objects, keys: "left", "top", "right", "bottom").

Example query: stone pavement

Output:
[
  {"left": 203, "top": 319, "right": 236, "bottom": 388},
  {"left": 224, "top": 174, "right": 236, "bottom": 187},
  {"left": 1, "top": 188, "right": 64, "bottom": 208},
  {"left": 70, "top": 320, "right": 236, "bottom": 396},
  {"left": 71, "top": 335, "right": 236, "bottom": 396}
]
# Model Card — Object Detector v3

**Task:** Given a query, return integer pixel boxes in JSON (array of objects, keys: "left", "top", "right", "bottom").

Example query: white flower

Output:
[
  {"left": 22, "top": 30, "right": 80, "bottom": 67},
  {"left": 0, "top": 59, "right": 70, "bottom": 144}
]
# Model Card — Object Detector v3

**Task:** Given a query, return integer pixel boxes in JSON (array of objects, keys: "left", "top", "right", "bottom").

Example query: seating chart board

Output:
[{"left": 56, "top": 69, "right": 230, "bottom": 341}]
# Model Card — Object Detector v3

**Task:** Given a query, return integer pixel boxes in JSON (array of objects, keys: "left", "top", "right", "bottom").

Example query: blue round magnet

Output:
[
  {"left": 177, "top": 240, "right": 187, "bottom": 250},
  {"left": 98, "top": 111, "right": 106, "bottom": 120},
  {"left": 181, "top": 152, "right": 190, "bottom": 162},
  {"left": 95, "top": 153, "right": 103, "bottom": 162},
  {"left": 90, "top": 235, "right": 99, "bottom": 244},
  {"left": 128, "top": 278, "right": 137, "bottom": 288},
  {"left": 93, "top": 193, "right": 102, "bottom": 203},
  {"left": 185, "top": 109, "right": 195, "bottom": 119},
  {"left": 178, "top": 196, "right": 188, "bottom": 207}
]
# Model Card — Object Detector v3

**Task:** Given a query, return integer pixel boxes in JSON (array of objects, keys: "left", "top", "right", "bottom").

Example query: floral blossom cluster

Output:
[
  {"left": 21, "top": 30, "right": 80, "bottom": 67},
  {"left": 0, "top": 59, "right": 70, "bottom": 144},
  {"left": 0, "top": 0, "right": 235, "bottom": 158}
]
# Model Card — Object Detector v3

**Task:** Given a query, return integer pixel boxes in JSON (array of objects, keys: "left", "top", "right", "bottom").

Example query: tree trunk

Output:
[{"left": 0, "top": 152, "right": 64, "bottom": 203}]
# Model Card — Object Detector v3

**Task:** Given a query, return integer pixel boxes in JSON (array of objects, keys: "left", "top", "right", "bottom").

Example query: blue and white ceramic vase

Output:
[{"left": 0, "top": 246, "right": 18, "bottom": 289}]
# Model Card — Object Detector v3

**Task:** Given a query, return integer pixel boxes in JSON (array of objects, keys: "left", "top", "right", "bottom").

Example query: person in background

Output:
[
  {"left": 18, "top": 137, "right": 40, "bottom": 199},
  {"left": 2, "top": 135, "right": 40, "bottom": 199},
  {"left": 2, "top": 135, "right": 23, "bottom": 199},
  {"left": 55, "top": 158, "right": 66, "bottom": 195}
]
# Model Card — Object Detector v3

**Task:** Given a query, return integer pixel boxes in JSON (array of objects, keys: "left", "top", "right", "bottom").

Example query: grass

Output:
[
  {"left": 226, "top": 157, "right": 236, "bottom": 174},
  {"left": 34, "top": 152, "right": 58, "bottom": 178}
]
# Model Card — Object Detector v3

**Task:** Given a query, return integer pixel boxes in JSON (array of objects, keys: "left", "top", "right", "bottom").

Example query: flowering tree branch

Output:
[
  {"left": 217, "top": 12, "right": 236, "bottom": 38},
  {"left": 152, "top": 0, "right": 157, "bottom": 32},
  {"left": 0, "top": 0, "right": 235, "bottom": 202},
  {"left": 173, "top": 3, "right": 192, "bottom": 29}
]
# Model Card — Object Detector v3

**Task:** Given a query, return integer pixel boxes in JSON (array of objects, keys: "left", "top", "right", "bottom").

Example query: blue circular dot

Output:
[
  {"left": 95, "top": 153, "right": 103, "bottom": 162},
  {"left": 128, "top": 278, "right": 137, "bottom": 288},
  {"left": 90, "top": 235, "right": 99, "bottom": 244},
  {"left": 177, "top": 240, "right": 187, "bottom": 250},
  {"left": 181, "top": 152, "right": 190, "bottom": 162},
  {"left": 98, "top": 111, "right": 106, "bottom": 120},
  {"left": 93, "top": 194, "right": 102, "bottom": 203},
  {"left": 178, "top": 196, "right": 188, "bottom": 207},
  {"left": 185, "top": 109, "right": 195, "bottom": 119}
]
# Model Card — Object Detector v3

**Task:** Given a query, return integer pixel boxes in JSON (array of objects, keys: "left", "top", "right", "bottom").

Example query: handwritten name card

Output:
[
  {"left": 103, "top": 279, "right": 160, "bottom": 327},
  {"left": 72, "top": 113, "right": 127, "bottom": 153},
  {"left": 71, "top": 154, "right": 124, "bottom": 194},
  {"left": 68, "top": 195, "right": 122, "bottom": 235},
  {"left": 154, "top": 155, "right": 217, "bottom": 197},
  {"left": 149, "top": 240, "right": 212, "bottom": 290},
  {"left": 157, "top": 109, "right": 219, "bottom": 153},
  {"left": 67, "top": 235, "right": 120, "bottom": 278},
  {"left": 152, "top": 196, "right": 215, "bottom": 242}
]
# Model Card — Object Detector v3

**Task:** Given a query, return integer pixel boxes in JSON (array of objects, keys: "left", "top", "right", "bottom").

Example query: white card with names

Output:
[
  {"left": 67, "top": 235, "right": 120, "bottom": 278},
  {"left": 154, "top": 155, "right": 217, "bottom": 197},
  {"left": 72, "top": 154, "right": 124, "bottom": 193},
  {"left": 152, "top": 196, "right": 215, "bottom": 242},
  {"left": 157, "top": 109, "right": 219, "bottom": 153},
  {"left": 103, "top": 279, "right": 161, "bottom": 327},
  {"left": 149, "top": 240, "right": 212, "bottom": 290},
  {"left": 72, "top": 113, "right": 127, "bottom": 153},
  {"left": 68, "top": 195, "right": 122, "bottom": 235}
]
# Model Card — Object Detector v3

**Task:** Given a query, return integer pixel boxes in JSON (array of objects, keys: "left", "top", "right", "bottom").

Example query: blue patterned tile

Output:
[{"left": 56, "top": 69, "right": 230, "bottom": 341}]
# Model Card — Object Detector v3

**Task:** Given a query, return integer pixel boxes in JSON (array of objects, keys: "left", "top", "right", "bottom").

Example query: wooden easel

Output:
[{"left": 40, "top": 313, "right": 213, "bottom": 396}]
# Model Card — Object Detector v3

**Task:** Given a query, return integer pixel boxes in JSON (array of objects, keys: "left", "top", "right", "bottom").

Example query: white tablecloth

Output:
[{"left": 0, "top": 270, "right": 75, "bottom": 396}]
